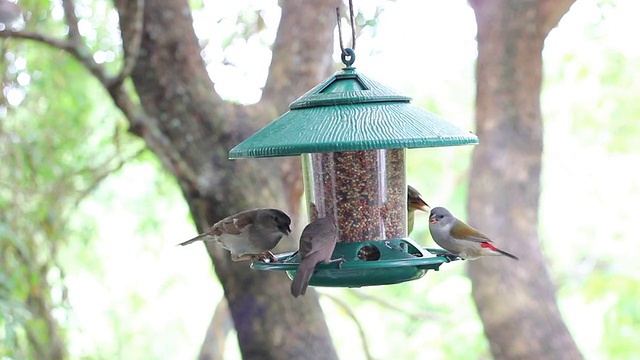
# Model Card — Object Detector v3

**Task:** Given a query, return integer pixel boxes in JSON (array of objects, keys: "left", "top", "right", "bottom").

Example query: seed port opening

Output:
[{"left": 357, "top": 245, "right": 381, "bottom": 261}]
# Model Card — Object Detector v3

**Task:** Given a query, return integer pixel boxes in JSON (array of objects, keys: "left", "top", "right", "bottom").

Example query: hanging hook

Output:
[
  {"left": 341, "top": 48, "right": 356, "bottom": 68},
  {"left": 336, "top": 0, "right": 357, "bottom": 67}
]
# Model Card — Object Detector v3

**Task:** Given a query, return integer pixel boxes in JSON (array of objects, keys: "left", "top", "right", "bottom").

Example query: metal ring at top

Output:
[{"left": 341, "top": 48, "right": 356, "bottom": 67}]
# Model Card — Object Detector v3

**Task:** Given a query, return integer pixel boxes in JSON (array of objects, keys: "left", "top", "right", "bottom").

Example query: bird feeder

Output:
[{"left": 229, "top": 49, "right": 478, "bottom": 288}]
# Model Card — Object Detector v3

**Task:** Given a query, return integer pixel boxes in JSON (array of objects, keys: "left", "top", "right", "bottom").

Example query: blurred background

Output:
[{"left": 1, "top": 0, "right": 639, "bottom": 359}]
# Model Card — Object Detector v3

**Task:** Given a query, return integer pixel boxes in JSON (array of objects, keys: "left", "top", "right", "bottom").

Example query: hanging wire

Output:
[
  {"left": 336, "top": 0, "right": 357, "bottom": 57},
  {"left": 348, "top": 0, "right": 356, "bottom": 51},
  {"left": 336, "top": 8, "right": 346, "bottom": 56}
]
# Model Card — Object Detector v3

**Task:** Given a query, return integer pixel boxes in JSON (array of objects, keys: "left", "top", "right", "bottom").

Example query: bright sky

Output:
[
  {"left": 191, "top": 0, "right": 478, "bottom": 106},
  {"left": 191, "top": 0, "right": 640, "bottom": 105}
]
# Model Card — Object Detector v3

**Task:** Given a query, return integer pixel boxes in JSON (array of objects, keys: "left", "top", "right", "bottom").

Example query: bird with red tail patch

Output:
[{"left": 428, "top": 207, "right": 519, "bottom": 261}]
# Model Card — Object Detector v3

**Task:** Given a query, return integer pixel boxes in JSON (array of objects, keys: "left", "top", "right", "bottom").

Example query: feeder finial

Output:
[{"left": 341, "top": 48, "right": 356, "bottom": 68}]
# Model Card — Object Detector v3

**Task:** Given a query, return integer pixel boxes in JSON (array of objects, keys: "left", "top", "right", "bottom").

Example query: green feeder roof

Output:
[{"left": 229, "top": 66, "right": 478, "bottom": 159}]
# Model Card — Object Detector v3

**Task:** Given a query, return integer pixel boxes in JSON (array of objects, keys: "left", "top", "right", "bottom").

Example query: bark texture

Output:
[
  {"left": 467, "top": 0, "right": 582, "bottom": 359},
  {"left": 114, "top": 0, "right": 340, "bottom": 358}
]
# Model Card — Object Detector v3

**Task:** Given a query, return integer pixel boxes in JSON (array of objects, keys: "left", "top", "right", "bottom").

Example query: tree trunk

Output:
[
  {"left": 114, "top": 0, "right": 339, "bottom": 358},
  {"left": 467, "top": 0, "right": 582, "bottom": 359}
]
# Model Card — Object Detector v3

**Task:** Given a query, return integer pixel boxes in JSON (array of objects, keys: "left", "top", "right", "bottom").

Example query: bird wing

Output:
[
  {"left": 449, "top": 224, "right": 493, "bottom": 244},
  {"left": 461, "top": 234, "right": 493, "bottom": 243},
  {"left": 298, "top": 219, "right": 336, "bottom": 258},
  {"left": 301, "top": 232, "right": 338, "bottom": 261},
  {"left": 298, "top": 233, "right": 315, "bottom": 256},
  {"left": 211, "top": 216, "right": 251, "bottom": 252},
  {"left": 217, "top": 215, "right": 252, "bottom": 236}
]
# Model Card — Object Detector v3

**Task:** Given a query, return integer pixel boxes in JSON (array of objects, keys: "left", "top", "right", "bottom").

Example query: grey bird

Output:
[
  {"left": 179, "top": 208, "right": 291, "bottom": 262},
  {"left": 291, "top": 217, "right": 343, "bottom": 297},
  {"left": 407, "top": 185, "right": 430, "bottom": 234},
  {"left": 0, "top": 0, "right": 21, "bottom": 26},
  {"left": 428, "top": 207, "right": 519, "bottom": 261}
]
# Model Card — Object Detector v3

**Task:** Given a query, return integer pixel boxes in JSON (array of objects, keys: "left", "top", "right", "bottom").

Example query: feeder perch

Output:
[{"left": 229, "top": 49, "right": 478, "bottom": 288}]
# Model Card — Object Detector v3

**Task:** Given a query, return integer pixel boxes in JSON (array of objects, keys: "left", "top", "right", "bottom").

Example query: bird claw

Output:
[
  {"left": 441, "top": 252, "right": 460, "bottom": 262},
  {"left": 257, "top": 252, "right": 279, "bottom": 263},
  {"left": 328, "top": 257, "right": 346, "bottom": 269}
]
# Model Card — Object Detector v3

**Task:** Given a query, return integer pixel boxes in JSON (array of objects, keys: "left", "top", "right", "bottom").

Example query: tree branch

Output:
[
  {"left": 72, "top": 147, "right": 147, "bottom": 208},
  {"left": 0, "top": 29, "right": 108, "bottom": 84},
  {"left": 321, "top": 293, "right": 374, "bottom": 360},
  {"left": 0, "top": 30, "right": 74, "bottom": 52},
  {"left": 0, "top": 12, "right": 198, "bottom": 188},
  {"left": 109, "top": 0, "right": 341, "bottom": 357},
  {"left": 198, "top": 298, "right": 234, "bottom": 360},
  {"left": 468, "top": 0, "right": 583, "bottom": 358},
  {"left": 262, "top": 0, "right": 339, "bottom": 113},
  {"left": 540, "top": 0, "right": 577, "bottom": 35},
  {"left": 61, "top": 0, "right": 82, "bottom": 46},
  {"left": 261, "top": 0, "right": 340, "bottom": 217},
  {"left": 347, "top": 289, "right": 446, "bottom": 322},
  {"left": 109, "top": 0, "right": 144, "bottom": 88}
]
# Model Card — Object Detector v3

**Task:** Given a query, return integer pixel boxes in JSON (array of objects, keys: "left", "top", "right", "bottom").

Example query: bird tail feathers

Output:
[
  {"left": 480, "top": 242, "right": 519, "bottom": 260},
  {"left": 495, "top": 248, "right": 519, "bottom": 260},
  {"left": 177, "top": 234, "right": 208, "bottom": 246},
  {"left": 291, "top": 262, "right": 315, "bottom": 297}
]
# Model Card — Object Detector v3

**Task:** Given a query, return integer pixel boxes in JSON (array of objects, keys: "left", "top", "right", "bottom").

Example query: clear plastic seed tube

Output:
[{"left": 303, "top": 149, "right": 407, "bottom": 243}]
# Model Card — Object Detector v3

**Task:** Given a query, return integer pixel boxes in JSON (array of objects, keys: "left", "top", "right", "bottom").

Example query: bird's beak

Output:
[
  {"left": 280, "top": 225, "right": 292, "bottom": 235},
  {"left": 410, "top": 197, "right": 430, "bottom": 212},
  {"left": 429, "top": 215, "right": 437, "bottom": 224}
]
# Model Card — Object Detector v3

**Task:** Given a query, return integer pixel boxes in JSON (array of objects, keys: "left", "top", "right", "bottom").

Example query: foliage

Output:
[{"left": 0, "top": 9, "right": 143, "bottom": 357}]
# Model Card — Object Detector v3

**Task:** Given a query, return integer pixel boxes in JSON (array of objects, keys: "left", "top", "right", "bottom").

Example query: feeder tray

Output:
[{"left": 251, "top": 239, "right": 460, "bottom": 288}]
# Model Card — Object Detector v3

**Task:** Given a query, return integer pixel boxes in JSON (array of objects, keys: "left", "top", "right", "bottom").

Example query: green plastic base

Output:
[{"left": 250, "top": 238, "right": 459, "bottom": 288}]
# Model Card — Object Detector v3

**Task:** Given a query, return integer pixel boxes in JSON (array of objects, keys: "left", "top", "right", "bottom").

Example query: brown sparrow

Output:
[
  {"left": 179, "top": 208, "right": 291, "bottom": 262},
  {"left": 291, "top": 217, "right": 344, "bottom": 297}
]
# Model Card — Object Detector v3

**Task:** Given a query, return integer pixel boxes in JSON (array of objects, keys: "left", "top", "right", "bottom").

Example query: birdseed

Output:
[{"left": 303, "top": 149, "right": 407, "bottom": 243}]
